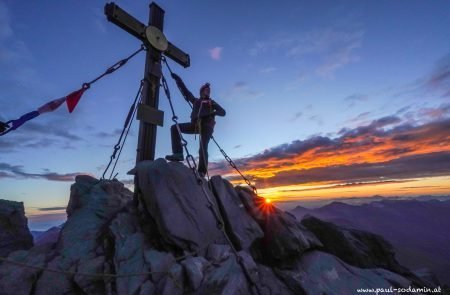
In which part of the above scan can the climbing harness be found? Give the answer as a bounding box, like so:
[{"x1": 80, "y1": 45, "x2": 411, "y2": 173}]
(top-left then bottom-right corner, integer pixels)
[
  {"x1": 160, "y1": 71, "x2": 262, "y2": 295},
  {"x1": 102, "y1": 80, "x2": 144, "y2": 180}
]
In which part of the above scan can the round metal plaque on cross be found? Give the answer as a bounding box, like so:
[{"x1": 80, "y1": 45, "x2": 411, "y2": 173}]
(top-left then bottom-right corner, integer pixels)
[{"x1": 145, "y1": 26, "x2": 168, "y2": 52}]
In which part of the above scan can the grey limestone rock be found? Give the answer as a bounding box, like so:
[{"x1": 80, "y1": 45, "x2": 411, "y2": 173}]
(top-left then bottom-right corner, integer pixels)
[
  {"x1": 0, "y1": 199, "x2": 33, "y2": 258},
  {"x1": 0, "y1": 159, "x2": 441, "y2": 295}
]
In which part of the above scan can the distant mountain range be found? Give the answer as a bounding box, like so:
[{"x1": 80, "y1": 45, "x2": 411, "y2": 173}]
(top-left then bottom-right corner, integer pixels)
[
  {"x1": 276, "y1": 194, "x2": 450, "y2": 210},
  {"x1": 290, "y1": 198, "x2": 450, "y2": 286},
  {"x1": 31, "y1": 224, "x2": 64, "y2": 246}
]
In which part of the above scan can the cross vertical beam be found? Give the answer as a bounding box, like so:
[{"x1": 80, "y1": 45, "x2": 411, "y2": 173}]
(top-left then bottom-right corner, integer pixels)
[
  {"x1": 136, "y1": 3, "x2": 164, "y2": 162},
  {"x1": 105, "y1": 2, "x2": 190, "y2": 165}
]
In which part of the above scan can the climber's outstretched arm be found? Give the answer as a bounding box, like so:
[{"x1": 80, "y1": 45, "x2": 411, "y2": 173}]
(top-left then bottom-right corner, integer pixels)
[{"x1": 171, "y1": 73, "x2": 196, "y2": 104}]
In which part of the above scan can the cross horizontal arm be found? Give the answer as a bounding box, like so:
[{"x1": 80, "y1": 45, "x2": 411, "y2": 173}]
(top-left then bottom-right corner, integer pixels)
[
  {"x1": 166, "y1": 42, "x2": 190, "y2": 68},
  {"x1": 105, "y1": 3, "x2": 146, "y2": 41},
  {"x1": 105, "y1": 2, "x2": 190, "y2": 68}
]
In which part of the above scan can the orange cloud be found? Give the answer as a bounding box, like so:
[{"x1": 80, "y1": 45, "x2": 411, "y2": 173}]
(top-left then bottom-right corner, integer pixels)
[{"x1": 210, "y1": 115, "x2": 450, "y2": 199}]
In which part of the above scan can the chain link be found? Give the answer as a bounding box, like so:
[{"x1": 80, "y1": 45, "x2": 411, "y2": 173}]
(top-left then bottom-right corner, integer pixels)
[
  {"x1": 213, "y1": 137, "x2": 258, "y2": 195},
  {"x1": 85, "y1": 45, "x2": 146, "y2": 88},
  {"x1": 102, "y1": 80, "x2": 144, "y2": 180}
]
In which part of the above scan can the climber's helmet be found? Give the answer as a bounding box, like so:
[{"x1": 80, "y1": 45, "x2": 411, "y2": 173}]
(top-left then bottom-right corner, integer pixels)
[{"x1": 200, "y1": 83, "x2": 210, "y2": 99}]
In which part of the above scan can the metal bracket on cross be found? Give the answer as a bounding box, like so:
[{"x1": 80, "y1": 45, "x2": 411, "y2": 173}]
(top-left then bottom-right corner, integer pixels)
[{"x1": 137, "y1": 104, "x2": 164, "y2": 126}]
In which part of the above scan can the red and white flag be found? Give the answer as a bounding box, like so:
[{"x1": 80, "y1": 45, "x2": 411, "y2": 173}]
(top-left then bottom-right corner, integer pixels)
[
  {"x1": 37, "y1": 97, "x2": 66, "y2": 114},
  {"x1": 65, "y1": 88, "x2": 86, "y2": 113}
]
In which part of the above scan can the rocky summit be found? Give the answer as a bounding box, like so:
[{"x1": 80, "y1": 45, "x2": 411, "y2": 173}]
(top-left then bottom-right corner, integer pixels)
[
  {"x1": 0, "y1": 159, "x2": 440, "y2": 294},
  {"x1": 0, "y1": 199, "x2": 33, "y2": 258}
]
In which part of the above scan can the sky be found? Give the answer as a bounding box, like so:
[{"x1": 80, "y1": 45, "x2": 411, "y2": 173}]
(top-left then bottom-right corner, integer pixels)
[{"x1": 0, "y1": 0, "x2": 449, "y2": 230}]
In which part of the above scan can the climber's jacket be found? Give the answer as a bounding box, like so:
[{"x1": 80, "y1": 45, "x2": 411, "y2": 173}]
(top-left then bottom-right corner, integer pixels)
[{"x1": 171, "y1": 74, "x2": 226, "y2": 127}]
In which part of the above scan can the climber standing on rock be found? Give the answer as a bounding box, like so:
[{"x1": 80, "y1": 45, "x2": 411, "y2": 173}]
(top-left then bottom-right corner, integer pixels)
[{"x1": 165, "y1": 73, "x2": 226, "y2": 177}]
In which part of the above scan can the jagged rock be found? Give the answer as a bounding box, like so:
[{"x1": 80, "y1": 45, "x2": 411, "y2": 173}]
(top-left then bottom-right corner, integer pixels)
[
  {"x1": 0, "y1": 249, "x2": 47, "y2": 295},
  {"x1": 300, "y1": 215, "x2": 422, "y2": 280},
  {"x1": 74, "y1": 255, "x2": 106, "y2": 294},
  {"x1": 206, "y1": 244, "x2": 232, "y2": 263},
  {"x1": 138, "y1": 280, "x2": 155, "y2": 295},
  {"x1": 144, "y1": 249, "x2": 176, "y2": 282},
  {"x1": 275, "y1": 251, "x2": 418, "y2": 295},
  {"x1": 36, "y1": 176, "x2": 133, "y2": 294},
  {"x1": 60, "y1": 175, "x2": 132, "y2": 259},
  {"x1": 181, "y1": 256, "x2": 210, "y2": 290},
  {"x1": 412, "y1": 268, "x2": 441, "y2": 289},
  {"x1": 0, "y1": 199, "x2": 33, "y2": 257},
  {"x1": 256, "y1": 264, "x2": 293, "y2": 295},
  {"x1": 156, "y1": 263, "x2": 184, "y2": 295},
  {"x1": 109, "y1": 209, "x2": 151, "y2": 295},
  {"x1": 210, "y1": 176, "x2": 264, "y2": 250},
  {"x1": 198, "y1": 252, "x2": 254, "y2": 295},
  {"x1": 33, "y1": 255, "x2": 76, "y2": 295},
  {"x1": 0, "y1": 176, "x2": 134, "y2": 295},
  {"x1": 32, "y1": 224, "x2": 62, "y2": 246},
  {"x1": 0, "y1": 159, "x2": 440, "y2": 294},
  {"x1": 236, "y1": 187, "x2": 322, "y2": 264},
  {"x1": 135, "y1": 159, "x2": 226, "y2": 254}
]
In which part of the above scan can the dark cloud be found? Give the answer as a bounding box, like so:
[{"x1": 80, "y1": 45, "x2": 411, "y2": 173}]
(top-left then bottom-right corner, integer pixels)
[
  {"x1": 344, "y1": 94, "x2": 368, "y2": 102},
  {"x1": 259, "y1": 151, "x2": 450, "y2": 188},
  {"x1": 425, "y1": 53, "x2": 450, "y2": 98},
  {"x1": 20, "y1": 121, "x2": 82, "y2": 141},
  {"x1": 0, "y1": 119, "x2": 84, "y2": 153},
  {"x1": 289, "y1": 111, "x2": 302, "y2": 122},
  {"x1": 0, "y1": 163, "x2": 90, "y2": 182},
  {"x1": 225, "y1": 81, "x2": 263, "y2": 100},
  {"x1": 210, "y1": 116, "x2": 450, "y2": 188},
  {"x1": 344, "y1": 93, "x2": 368, "y2": 108},
  {"x1": 309, "y1": 115, "x2": 323, "y2": 125},
  {"x1": 347, "y1": 111, "x2": 371, "y2": 124},
  {"x1": 0, "y1": 171, "x2": 10, "y2": 178},
  {"x1": 338, "y1": 116, "x2": 402, "y2": 140},
  {"x1": 279, "y1": 180, "x2": 411, "y2": 193},
  {"x1": 399, "y1": 186, "x2": 438, "y2": 190},
  {"x1": 233, "y1": 81, "x2": 247, "y2": 89},
  {"x1": 93, "y1": 128, "x2": 130, "y2": 139},
  {"x1": 418, "y1": 103, "x2": 450, "y2": 120},
  {"x1": 37, "y1": 207, "x2": 66, "y2": 211},
  {"x1": 396, "y1": 105, "x2": 412, "y2": 115}
]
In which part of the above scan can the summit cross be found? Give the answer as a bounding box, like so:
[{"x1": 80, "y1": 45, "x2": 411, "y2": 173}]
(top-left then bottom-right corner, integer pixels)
[{"x1": 104, "y1": 2, "x2": 190, "y2": 163}]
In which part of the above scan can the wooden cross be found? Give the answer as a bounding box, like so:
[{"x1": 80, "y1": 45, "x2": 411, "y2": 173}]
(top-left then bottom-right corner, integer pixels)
[{"x1": 104, "y1": 2, "x2": 190, "y2": 163}]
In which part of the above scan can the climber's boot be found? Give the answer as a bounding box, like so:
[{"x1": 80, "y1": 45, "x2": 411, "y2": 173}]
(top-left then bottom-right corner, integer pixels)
[{"x1": 165, "y1": 153, "x2": 184, "y2": 162}]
